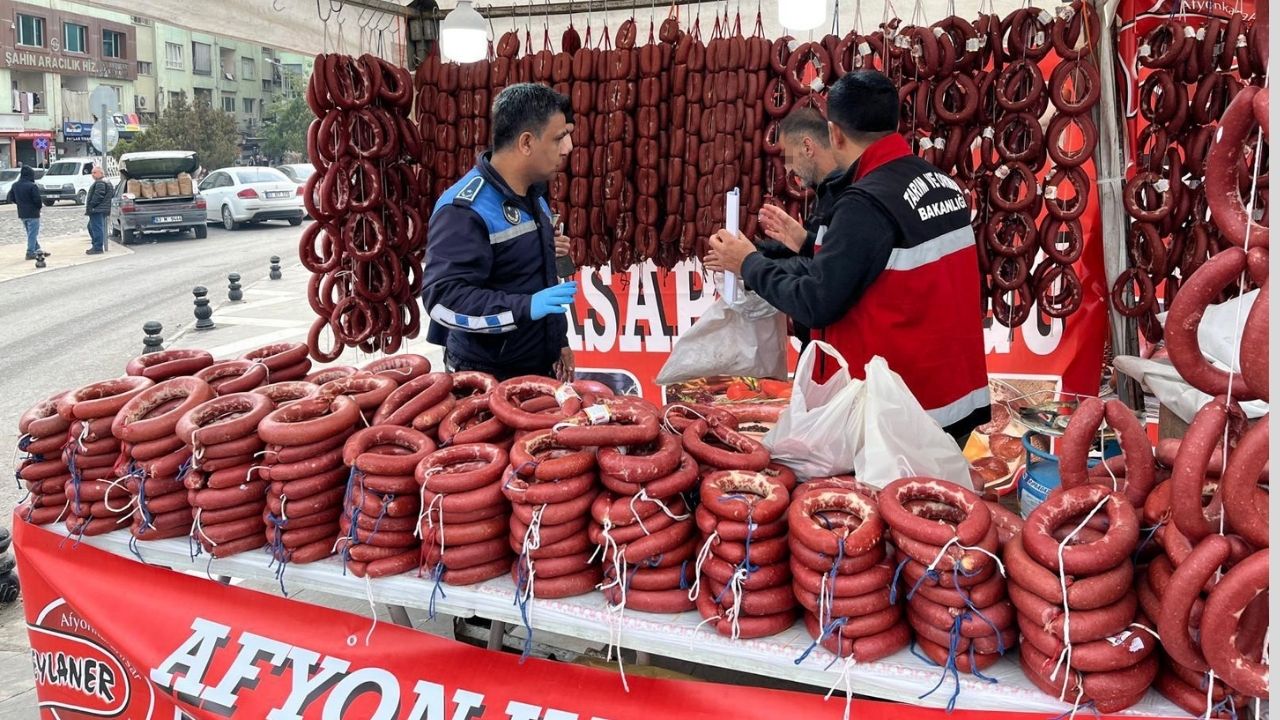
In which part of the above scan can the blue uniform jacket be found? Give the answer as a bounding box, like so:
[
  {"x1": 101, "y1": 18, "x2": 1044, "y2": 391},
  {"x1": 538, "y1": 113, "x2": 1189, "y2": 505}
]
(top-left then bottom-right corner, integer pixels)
[{"x1": 422, "y1": 154, "x2": 567, "y2": 370}]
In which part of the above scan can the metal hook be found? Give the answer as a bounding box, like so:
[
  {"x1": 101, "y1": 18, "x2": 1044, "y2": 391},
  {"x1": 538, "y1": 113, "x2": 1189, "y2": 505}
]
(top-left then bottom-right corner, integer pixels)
[{"x1": 315, "y1": 0, "x2": 333, "y2": 23}]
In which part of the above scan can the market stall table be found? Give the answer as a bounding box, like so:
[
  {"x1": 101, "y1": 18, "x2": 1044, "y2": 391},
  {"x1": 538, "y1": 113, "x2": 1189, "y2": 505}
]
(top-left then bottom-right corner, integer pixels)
[{"x1": 62, "y1": 525, "x2": 1189, "y2": 718}]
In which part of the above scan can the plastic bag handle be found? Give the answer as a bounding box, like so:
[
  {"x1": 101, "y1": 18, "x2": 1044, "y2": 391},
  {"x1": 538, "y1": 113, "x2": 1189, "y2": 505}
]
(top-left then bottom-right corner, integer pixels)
[{"x1": 795, "y1": 340, "x2": 851, "y2": 378}]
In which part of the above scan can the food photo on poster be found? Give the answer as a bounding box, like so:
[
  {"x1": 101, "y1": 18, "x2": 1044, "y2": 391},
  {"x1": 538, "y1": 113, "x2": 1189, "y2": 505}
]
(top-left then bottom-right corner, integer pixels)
[{"x1": 0, "y1": 0, "x2": 1269, "y2": 718}]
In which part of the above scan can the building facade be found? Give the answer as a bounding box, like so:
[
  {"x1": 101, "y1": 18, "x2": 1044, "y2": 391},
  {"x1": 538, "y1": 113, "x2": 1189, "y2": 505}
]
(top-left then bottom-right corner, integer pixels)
[{"x1": 0, "y1": 0, "x2": 320, "y2": 168}]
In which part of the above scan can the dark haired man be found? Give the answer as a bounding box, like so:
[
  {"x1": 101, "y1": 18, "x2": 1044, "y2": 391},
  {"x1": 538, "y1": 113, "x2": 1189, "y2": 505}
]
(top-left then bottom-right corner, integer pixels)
[
  {"x1": 756, "y1": 106, "x2": 848, "y2": 346},
  {"x1": 706, "y1": 70, "x2": 990, "y2": 443},
  {"x1": 423, "y1": 83, "x2": 577, "y2": 381}
]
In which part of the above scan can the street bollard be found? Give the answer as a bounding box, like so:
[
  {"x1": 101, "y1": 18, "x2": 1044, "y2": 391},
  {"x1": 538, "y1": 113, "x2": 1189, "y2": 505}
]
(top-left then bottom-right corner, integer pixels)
[
  {"x1": 269, "y1": 256, "x2": 282, "y2": 280},
  {"x1": 193, "y1": 286, "x2": 214, "y2": 330},
  {"x1": 142, "y1": 321, "x2": 164, "y2": 354},
  {"x1": 228, "y1": 273, "x2": 243, "y2": 302}
]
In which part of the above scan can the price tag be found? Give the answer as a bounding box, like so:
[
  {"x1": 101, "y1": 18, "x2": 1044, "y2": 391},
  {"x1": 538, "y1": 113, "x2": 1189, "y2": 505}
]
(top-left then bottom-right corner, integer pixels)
[
  {"x1": 1183, "y1": 26, "x2": 1197, "y2": 38},
  {"x1": 1038, "y1": 9, "x2": 1053, "y2": 24},
  {"x1": 810, "y1": 78, "x2": 825, "y2": 93},
  {"x1": 983, "y1": 126, "x2": 996, "y2": 139},
  {"x1": 933, "y1": 137, "x2": 946, "y2": 150},
  {"x1": 1196, "y1": 28, "x2": 1207, "y2": 41},
  {"x1": 1152, "y1": 84, "x2": 1163, "y2": 96},
  {"x1": 1044, "y1": 184, "x2": 1058, "y2": 199},
  {"x1": 1034, "y1": 30, "x2": 1046, "y2": 46},
  {"x1": 1237, "y1": 34, "x2": 1248, "y2": 48},
  {"x1": 1056, "y1": 6, "x2": 1075, "y2": 20},
  {"x1": 1186, "y1": 178, "x2": 1203, "y2": 189},
  {"x1": 584, "y1": 404, "x2": 613, "y2": 425},
  {"x1": 858, "y1": 41, "x2": 872, "y2": 55},
  {"x1": 911, "y1": 42, "x2": 923, "y2": 57},
  {"x1": 995, "y1": 165, "x2": 1011, "y2": 179},
  {"x1": 966, "y1": 37, "x2": 982, "y2": 52},
  {"x1": 919, "y1": 137, "x2": 934, "y2": 150},
  {"x1": 1138, "y1": 43, "x2": 1152, "y2": 57},
  {"x1": 1154, "y1": 178, "x2": 1170, "y2": 192},
  {"x1": 554, "y1": 384, "x2": 582, "y2": 405}
]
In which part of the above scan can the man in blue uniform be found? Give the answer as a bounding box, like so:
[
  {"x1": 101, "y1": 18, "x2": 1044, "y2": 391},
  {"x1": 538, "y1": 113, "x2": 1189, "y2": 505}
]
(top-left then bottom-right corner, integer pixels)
[{"x1": 423, "y1": 84, "x2": 577, "y2": 380}]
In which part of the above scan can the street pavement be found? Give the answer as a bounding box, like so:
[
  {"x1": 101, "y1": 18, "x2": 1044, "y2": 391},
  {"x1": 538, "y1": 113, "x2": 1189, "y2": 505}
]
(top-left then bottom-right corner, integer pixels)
[
  {"x1": 0, "y1": 216, "x2": 350, "y2": 715},
  {"x1": 0, "y1": 201, "x2": 100, "y2": 248}
]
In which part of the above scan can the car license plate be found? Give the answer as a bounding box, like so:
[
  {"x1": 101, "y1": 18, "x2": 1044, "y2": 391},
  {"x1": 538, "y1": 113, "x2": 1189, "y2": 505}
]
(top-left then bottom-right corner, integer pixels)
[
  {"x1": 266, "y1": 191, "x2": 290, "y2": 199},
  {"x1": 154, "y1": 216, "x2": 182, "y2": 223}
]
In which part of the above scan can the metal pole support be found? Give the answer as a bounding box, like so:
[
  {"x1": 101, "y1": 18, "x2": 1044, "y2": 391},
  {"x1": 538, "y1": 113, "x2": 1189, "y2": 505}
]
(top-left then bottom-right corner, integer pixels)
[
  {"x1": 142, "y1": 321, "x2": 164, "y2": 353},
  {"x1": 269, "y1": 255, "x2": 282, "y2": 280},
  {"x1": 227, "y1": 273, "x2": 243, "y2": 302},
  {"x1": 192, "y1": 286, "x2": 214, "y2": 330}
]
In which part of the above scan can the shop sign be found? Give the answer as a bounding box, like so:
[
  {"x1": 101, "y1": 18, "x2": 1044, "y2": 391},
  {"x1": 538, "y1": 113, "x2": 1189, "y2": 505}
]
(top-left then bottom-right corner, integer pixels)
[
  {"x1": 17, "y1": 131, "x2": 53, "y2": 140},
  {"x1": 2, "y1": 49, "x2": 132, "y2": 80},
  {"x1": 62, "y1": 121, "x2": 90, "y2": 139}
]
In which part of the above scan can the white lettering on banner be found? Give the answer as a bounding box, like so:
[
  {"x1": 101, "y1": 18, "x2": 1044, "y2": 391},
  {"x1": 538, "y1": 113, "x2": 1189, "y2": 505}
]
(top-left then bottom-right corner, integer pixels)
[
  {"x1": 983, "y1": 313, "x2": 1065, "y2": 355},
  {"x1": 505, "y1": 701, "x2": 611, "y2": 720},
  {"x1": 406, "y1": 682, "x2": 488, "y2": 720},
  {"x1": 321, "y1": 667, "x2": 401, "y2": 720},
  {"x1": 199, "y1": 631, "x2": 292, "y2": 713},
  {"x1": 149, "y1": 618, "x2": 231, "y2": 704},
  {"x1": 582, "y1": 268, "x2": 618, "y2": 352},
  {"x1": 264, "y1": 647, "x2": 349, "y2": 720},
  {"x1": 1021, "y1": 313, "x2": 1065, "y2": 355},
  {"x1": 619, "y1": 262, "x2": 672, "y2": 353}
]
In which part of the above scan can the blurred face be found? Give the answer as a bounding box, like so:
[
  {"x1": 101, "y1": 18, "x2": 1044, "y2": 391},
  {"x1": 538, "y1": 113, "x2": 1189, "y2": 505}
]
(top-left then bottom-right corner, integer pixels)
[
  {"x1": 522, "y1": 112, "x2": 572, "y2": 183},
  {"x1": 780, "y1": 132, "x2": 821, "y2": 189},
  {"x1": 91, "y1": 167, "x2": 103, "y2": 180}
]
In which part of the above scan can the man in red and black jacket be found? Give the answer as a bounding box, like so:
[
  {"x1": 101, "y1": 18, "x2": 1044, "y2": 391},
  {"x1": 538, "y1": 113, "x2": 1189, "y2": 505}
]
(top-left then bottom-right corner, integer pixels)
[{"x1": 706, "y1": 70, "x2": 990, "y2": 444}]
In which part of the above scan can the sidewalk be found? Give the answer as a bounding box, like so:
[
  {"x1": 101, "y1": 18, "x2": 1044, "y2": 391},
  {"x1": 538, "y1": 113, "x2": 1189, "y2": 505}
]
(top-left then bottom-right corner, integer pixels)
[
  {"x1": 165, "y1": 261, "x2": 445, "y2": 370},
  {"x1": 0, "y1": 235, "x2": 130, "y2": 284}
]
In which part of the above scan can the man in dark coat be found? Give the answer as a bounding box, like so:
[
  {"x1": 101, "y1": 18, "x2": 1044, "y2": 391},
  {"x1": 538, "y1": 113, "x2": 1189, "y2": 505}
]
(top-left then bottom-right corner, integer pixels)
[
  {"x1": 84, "y1": 166, "x2": 112, "y2": 255},
  {"x1": 7, "y1": 166, "x2": 46, "y2": 259}
]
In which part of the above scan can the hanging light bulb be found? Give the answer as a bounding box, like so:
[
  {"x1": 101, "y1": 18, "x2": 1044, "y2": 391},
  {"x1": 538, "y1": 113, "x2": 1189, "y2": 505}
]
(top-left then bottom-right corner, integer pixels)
[
  {"x1": 778, "y1": 0, "x2": 828, "y2": 31},
  {"x1": 440, "y1": 0, "x2": 488, "y2": 64}
]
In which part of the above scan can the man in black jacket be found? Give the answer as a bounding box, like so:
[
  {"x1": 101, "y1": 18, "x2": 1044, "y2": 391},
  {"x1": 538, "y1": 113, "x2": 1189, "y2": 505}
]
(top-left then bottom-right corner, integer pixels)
[
  {"x1": 84, "y1": 166, "x2": 112, "y2": 255},
  {"x1": 7, "y1": 166, "x2": 46, "y2": 259},
  {"x1": 755, "y1": 107, "x2": 848, "y2": 346}
]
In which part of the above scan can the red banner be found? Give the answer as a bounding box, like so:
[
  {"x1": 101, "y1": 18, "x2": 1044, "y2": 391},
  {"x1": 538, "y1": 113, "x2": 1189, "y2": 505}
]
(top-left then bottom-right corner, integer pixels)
[
  {"x1": 567, "y1": 254, "x2": 1109, "y2": 401},
  {"x1": 12, "y1": 518, "x2": 1117, "y2": 720}
]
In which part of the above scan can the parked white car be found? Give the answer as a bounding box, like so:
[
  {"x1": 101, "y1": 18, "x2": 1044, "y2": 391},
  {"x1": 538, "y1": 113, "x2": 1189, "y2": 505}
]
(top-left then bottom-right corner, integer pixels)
[
  {"x1": 37, "y1": 157, "x2": 118, "y2": 205},
  {"x1": 0, "y1": 166, "x2": 43, "y2": 202},
  {"x1": 274, "y1": 163, "x2": 315, "y2": 184},
  {"x1": 199, "y1": 166, "x2": 304, "y2": 231}
]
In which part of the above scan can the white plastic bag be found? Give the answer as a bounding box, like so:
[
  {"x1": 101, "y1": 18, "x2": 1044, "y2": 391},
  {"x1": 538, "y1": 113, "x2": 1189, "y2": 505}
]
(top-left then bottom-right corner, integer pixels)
[
  {"x1": 855, "y1": 357, "x2": 975, "y2": 490},
  {"x1": 763, "y1": 342, "x2": 865, "y2": 478},
  {"x1": 655, "y1": 290, "x2": 788, "y2": 385}
]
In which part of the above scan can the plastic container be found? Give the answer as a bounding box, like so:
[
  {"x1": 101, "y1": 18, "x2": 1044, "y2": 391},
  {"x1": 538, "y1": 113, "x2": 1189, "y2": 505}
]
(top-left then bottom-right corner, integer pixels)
[{"x1": 1019, "y1": 432, "x2": 1121, "y2": 518}]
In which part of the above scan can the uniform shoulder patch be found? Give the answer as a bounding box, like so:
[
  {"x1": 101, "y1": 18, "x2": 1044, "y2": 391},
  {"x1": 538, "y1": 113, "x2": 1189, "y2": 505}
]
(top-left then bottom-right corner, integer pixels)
[
  {"x1": 502, "y1": 202, "x2": 522, "y2": 225},
  {"x1": 455, "y1": 175, "x2": 485, "y2": 205}
]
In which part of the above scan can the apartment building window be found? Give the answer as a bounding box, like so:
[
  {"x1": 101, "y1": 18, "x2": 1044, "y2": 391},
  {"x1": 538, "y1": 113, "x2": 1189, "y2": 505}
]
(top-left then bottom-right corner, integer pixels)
[
  {"x1": 165, "y1": 42, "x2": 183, "y2": 69},
  {"x1": 137, "y1": 61, "x2": 152, "y2": 75},
  {"x1": 242, "y1": 97, "x2": 255, "y2": 114},
  {"x1": 192, "y1": 42, "x2": 212, "y2": 75},
  {"x1": 17, "y1": 14, "x2": 45, "y2": 47},
  {"x1": 168, "y1": 90, "x2": 182, "y2": 107},
  {"x1": 63, "y1": 23, "x2": 87, "y2": 53},
  {"x1": 221, "y1": 94, "x2": 236, "y2": 113},
  {"x1": 102, "y1": 30, "x2": 125, "y2": 59},
  {"x1": 241, "y1": 57, "x2": 255, "y2": 80}
]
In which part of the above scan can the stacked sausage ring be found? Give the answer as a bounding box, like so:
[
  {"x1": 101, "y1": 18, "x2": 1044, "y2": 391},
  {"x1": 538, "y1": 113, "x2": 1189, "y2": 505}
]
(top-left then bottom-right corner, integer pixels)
[
  {"x1": 561, "y1": 398, "x2": 698, "y2": 614},
  {"x1": 126, "y1": 349, "x2": 214, "y2": 383},
  {"x1": 112, "y1": 377, "x2": 214, "y2": 541},
  {"x1": 692, "y1": 469, "x2": 795, "y2": 639},
  {"x1": 1056, "y1": 398, "x2": 1158, "y2": 510},
  {"x1": 373, "y1": 371, "x2": 456, "y2": 438},
  {"x1": 337, "y1": 426, "x2": 434, "y2": 578},
  {"x1": 502, "y1": 427, "x2": 602, "y2": 599},
  {"x1": 257, "y1": 395, "x2": 361, "y2": 564},
  {"x1": 879, "y1": 477, "x2": 1013, "y2": 674},
  {"x1": 178, "y1": 392, "x2": 276, "y2": 558},
  {"x1": 16, "y1": 391, "x2": 74, "y2": 525},
  {"x1": 57, "y1": 376, "x2": 154, "y2": 537},
  {"x1": 241, "y1": 342, "x2": 312, "y2": 383},
  {"x1": 789, "y1": 483, "x2": 910, "y2": 661},
  {"x1": 416, "y1": 442, "x2": 513, "y2": 586},
  {"x1": 1008, "y1": 484, "x2": 1154, "y2": 713}
]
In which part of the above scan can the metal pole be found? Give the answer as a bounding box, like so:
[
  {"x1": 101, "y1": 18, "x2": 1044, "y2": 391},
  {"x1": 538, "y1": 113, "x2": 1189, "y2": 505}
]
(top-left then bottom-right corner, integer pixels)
[
  {"x1": 100, "y1": 103, "x2": 109, "y2": 254},
  {"x1": 1092, "y1": 0, "x2": 1140, "y2": 408}
]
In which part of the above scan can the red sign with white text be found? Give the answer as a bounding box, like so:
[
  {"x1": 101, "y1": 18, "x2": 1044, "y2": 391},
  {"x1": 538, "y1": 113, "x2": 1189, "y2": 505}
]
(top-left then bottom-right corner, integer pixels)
[{"x1": 12, "y1": 517, "x2": 1142, "y2": 720}]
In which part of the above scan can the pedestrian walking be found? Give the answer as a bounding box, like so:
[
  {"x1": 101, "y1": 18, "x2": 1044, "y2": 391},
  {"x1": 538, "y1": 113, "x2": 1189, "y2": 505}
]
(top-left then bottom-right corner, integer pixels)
[
  {"x1": 7, "y1": 166, "x2": 47, "y2": 260},
  {"x1": 84, "y1": 166, "x2": 112, "y2": 255}
]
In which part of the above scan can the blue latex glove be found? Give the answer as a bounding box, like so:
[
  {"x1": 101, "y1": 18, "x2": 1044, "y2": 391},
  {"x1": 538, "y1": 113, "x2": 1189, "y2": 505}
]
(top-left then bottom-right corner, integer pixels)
[{"x1": 530, "y1": 282, "x2": 577, "y2": 320}]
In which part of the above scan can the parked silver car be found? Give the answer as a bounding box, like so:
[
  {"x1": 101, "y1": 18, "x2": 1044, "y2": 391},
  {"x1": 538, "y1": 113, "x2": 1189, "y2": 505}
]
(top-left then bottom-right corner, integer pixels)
[{"x1": 110, "y1": 151, "x2": 208, "y2": 243}]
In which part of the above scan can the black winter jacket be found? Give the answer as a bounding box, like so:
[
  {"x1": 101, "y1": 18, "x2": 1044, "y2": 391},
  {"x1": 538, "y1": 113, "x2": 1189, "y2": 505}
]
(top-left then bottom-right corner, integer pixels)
[{"x1": 7, "y1": 166, "x2": 41, "y2": 219}]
